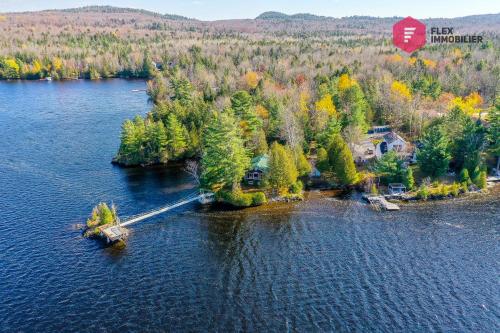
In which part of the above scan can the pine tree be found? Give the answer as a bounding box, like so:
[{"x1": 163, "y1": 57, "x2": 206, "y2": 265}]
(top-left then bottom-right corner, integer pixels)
[
  {"x1": 327, "y1": 134, "x2": 358, "y2": 185},
  {"x1": 201, "y1": 112, "x2": 250, "y2": 192},
  {"x1": 474, "y1": 170, "x2": 487, "y2": 189},
  {"x1": 231, "y1": 90, "x2": 261, "y2": 136},
  {"x1": 453, "y1": 119, "x2": 486, "y2": 174},
  {"x1": 417, "y1": 125, "x2": 451, "y2": 178},
  {"x1": 459, "y1": 168, "x2": 472, "y2": 185},
  {"x1": 403, "y1": 167, "x2": 414, "y2": 190},
  {"x1": 117, "y1": 119, "x2": 137, "y2": 165},
  {"x1": 268, "y1": 142, "x2": 298, "y2": 194},
  {"x1": 372, "y1": 151, "x2": 406, "y2": 185},
  {"x1": 488, "y1": 98, "x2": 500, "y2": 173},
  {"x1": 145, "y1": 120, "x2": 168, "y2": 163},
  {"x1": 338, "y1": 81, "x2": 369, "y2": 132},
  {"x1": 141, "y1": 50, "x2": 155, "y2": 78},
  {"x1": 317, "y1": 117, "x2": 341, "y2": 148},
  {"x1": 165, "y1": 113, "x2": 188, "y2": 159},
  {"x1": 171, "y1": 75, "x2": 193, "y2": 106},
  {"x1": 316, "y1": 147, "x2": 329, "y2": 172},
  {"x1": 293, "y1": 146, "x2": 312, "y2": 177},
  {"x1": 98, "y1": 203, "x2": 114, "y2": 225},
  {"x1": 116, "y1": 116, "x2": 146, "y2": 165}
]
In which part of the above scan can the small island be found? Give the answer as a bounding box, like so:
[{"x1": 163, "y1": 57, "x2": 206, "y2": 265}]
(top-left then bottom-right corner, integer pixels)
[{"x1": 83, "y1": 202, "x2": 127, "y2": 248}]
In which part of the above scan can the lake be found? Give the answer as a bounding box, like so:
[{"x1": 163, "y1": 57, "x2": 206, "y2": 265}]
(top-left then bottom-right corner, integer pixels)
[{"x1": 0, "y1": 80, "x2": 498, "y2": 332}]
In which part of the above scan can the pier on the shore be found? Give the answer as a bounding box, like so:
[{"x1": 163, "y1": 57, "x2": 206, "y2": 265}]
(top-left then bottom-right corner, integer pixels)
[{"x1": 363, "y1": 195, "x2": 400, "y2": 211}]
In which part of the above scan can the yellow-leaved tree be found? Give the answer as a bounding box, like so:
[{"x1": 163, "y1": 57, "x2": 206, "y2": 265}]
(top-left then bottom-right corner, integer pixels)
[
  {"x1": 244, "y1": 71, "x2": 259, "y2": 90},
  {"x1": 338, "y1": 73, "x2": 357, "y2": 91},
  {"x1": 32, "y1": 60, "x2": 43, "y2": 75},
  {"x1": 52, "y1": 57, "x2": 63, "y2": 72},
  {"x1": 422, "y1": 58, "x2": 437, "y2": 69},
  {"x1": 315, "y1": 93, "x2": 336, "y2": 117},
  {"x1": 299, "y1": 90, "x2": 310, "y2": 113},
  {"x1": 255, "y1": 105, "x2": 269, "y2": 119},
  {"x1": 5, "y1": 58, "x2": 19, "y2": 72},
  {"x1": 386, "y1": 54, "x2": 403, "y2": 63},
  {"x1": 449, "y1": 92, "x2": 483, "y2": 115},
  {"x1": 391, "y1": 81, "x2": 412, "y2": 102}
]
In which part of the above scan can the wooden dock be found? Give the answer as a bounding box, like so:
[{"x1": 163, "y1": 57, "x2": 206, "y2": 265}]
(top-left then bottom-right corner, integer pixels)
[
  {"x1": 363, "y1": 195, "x2": 400, "y2": 211},
  {"x1": 100, "y1": 225, "x2": 129, "y2": 243}
]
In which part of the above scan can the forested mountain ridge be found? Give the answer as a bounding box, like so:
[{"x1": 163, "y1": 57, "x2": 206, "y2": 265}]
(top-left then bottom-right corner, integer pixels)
[
  {"x1": 255, "y1": 11, "x2": 329, "y2": 21},
  {"x1": 2, "y1": 6, "x2": 499, "y2": 34},
  {"x1": 59, "y1": 5, "x2": 191, "y2": 20}
]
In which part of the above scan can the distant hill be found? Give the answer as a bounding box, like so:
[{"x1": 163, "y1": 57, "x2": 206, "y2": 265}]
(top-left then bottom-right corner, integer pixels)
[
  {"x1": 256, "y1": 11, "x2": 329, "y2": 21},
  {"x1": 59, "y1": 5, "x2": 190, "y2": 21},
  {"x1": 2, "y1": 6, "x2": 498, "y2": 35}
]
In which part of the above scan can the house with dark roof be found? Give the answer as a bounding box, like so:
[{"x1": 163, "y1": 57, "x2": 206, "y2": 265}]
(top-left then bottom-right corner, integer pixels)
[
  {"x1": 244, "y1": 154, "x2": 269, "y2": 185},
  {"x1": 375, "y1": 132, "x2": 407, "y2": 158},
  {"x1": 352, "y1": 126, "x2": 410, "y2": 163}
]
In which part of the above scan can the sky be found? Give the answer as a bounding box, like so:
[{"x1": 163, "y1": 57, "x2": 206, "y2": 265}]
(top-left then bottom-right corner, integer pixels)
[{"x1": 1, "y1": 0, "x2": 499, "y2": 20}]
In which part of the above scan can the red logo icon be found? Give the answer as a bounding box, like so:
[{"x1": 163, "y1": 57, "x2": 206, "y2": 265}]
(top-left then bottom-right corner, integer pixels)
[{"x1": 393, "y1": 17, "x2": 426, "y2": 53}]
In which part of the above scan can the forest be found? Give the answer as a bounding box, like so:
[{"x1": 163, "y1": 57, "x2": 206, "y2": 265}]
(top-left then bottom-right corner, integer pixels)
[{"x1": 1, "y1": 6, "x2": 499, "y2": 205}]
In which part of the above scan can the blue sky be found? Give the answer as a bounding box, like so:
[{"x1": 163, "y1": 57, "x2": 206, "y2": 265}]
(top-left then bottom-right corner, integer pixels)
[{"x1": 2, "y1": 0, "x2": 499, "y2": 20}]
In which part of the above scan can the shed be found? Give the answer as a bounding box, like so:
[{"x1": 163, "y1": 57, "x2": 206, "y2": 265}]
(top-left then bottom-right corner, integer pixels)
[{"x1": 388, "y1": 183, "x2": 406, "y2": 195}]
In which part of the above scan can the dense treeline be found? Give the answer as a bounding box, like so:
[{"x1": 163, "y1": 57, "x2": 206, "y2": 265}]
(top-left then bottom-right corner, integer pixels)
[
  {"x1": 1, "y1": 8, "x2": 499, "y2": 107},
  {"x1": 0, "y1": 49, "x2": 156, "y2": 80},
  {"x1": 2, "y1": 7, "x2": 499, "y2": 201}
]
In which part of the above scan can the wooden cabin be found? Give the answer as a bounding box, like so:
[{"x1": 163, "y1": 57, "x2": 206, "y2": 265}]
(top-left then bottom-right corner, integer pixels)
[{"x1": 244, "y1": 154, "x2": 269, "y2": 185}]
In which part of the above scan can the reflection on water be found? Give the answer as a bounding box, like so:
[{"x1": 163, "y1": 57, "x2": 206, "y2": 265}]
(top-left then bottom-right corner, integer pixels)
[{"x1": 0, "y1": 80, "x2": 499, "y2": 332}]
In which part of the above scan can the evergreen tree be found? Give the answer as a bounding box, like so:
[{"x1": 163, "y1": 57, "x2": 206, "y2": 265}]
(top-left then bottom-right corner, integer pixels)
[
  {"x1": 265, "y1": 97, "x2": 284, "y2": 140},
  {"x1": 117, "y1": 119, "x2": 138, "y2": 165},
  {"x1": 268, "y1": 142, "x2": 298, "y2": 194},
  {"x1": 328, "y1": 134, "x2": 358, "y2": 185},
  {"x1": 474, "y1": 170, "x2": 487, "y2": 189},
  {"x1": 98, "y1": 203, "x2": 114, "y2": 225},
  {"x1": 338, "y1": 83, "x2": 369, "y2": 132},
  {"x1": 145, "y1": 120, "x2": 168, "y2": 163},
  {"x1": 201, "y1": 112, "x2": 250, "y2": 192},
  {"x1": 141, "y1": 50, "x2": 155, "y2": 78},
  {"x1": 231, "y1": 90, "x2": 261, "y2": 135},
  {"x1": 116, "y1": 116, "x2": 146, "y2": 165},
  {"x1": 454, "y1": 119, "x2": 486, "y2": 174},
  {"x1": 459, "y1": 168, "x2": 472, "y2": 185},
  {"x1": 171, "y1": 75, "x2": 193, "y2": 106},
  {"x1": 403, "y1": 167, "x2": 414, "y2": 190},
  {"x1": 372, "y1": 151, "x2": 406, "y2": 185},
  {"x1": 165, "y1": 113, "x2": 188, "y2": 159},
  {"x1": 317, "y1": 117, "x2": 341, "y2": 148},
  {"x1": 488, "y1": 98, "x2": 500, "y2": 173},
  {"x1": 316, "y1": 147, "x2": 329, "y2": 172},
  {"x1": 293, "y1": 147, "x2": 312, "y2": 177},
  {"x1": 147, "y1": 74, "x2": 167, "y2": 104},
  {"x1": 417, "y1": 125, "x2": 451, "y2": 178}
]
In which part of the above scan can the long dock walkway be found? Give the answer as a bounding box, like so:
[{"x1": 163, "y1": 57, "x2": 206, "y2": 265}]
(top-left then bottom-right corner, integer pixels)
[
  {"x1": 100, "y1": 191, "x2": 214, "y2": 242},
  {"x1": 120, "y1": 192, "x2": 213, "y2": 227}
]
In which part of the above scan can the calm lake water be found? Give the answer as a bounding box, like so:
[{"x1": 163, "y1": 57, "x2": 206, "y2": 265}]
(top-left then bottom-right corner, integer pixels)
[{"x1": 0, "y1": 80, "x2": 498, "y2": 332}]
